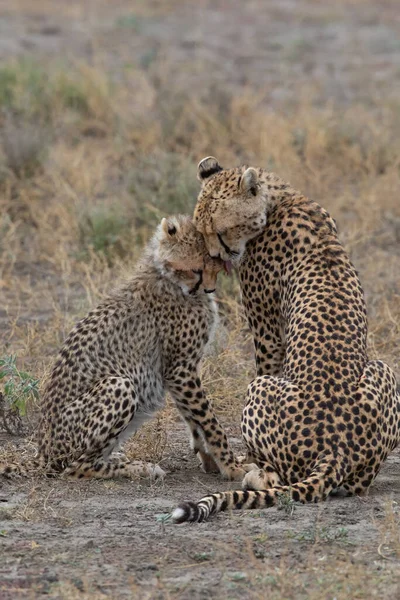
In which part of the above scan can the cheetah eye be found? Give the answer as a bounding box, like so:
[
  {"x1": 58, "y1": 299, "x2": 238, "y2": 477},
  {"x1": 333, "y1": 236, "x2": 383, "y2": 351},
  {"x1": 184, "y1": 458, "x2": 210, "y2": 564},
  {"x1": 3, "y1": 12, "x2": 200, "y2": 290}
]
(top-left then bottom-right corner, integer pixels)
[{"x1": 192, "y1": 269, "x2": 202, "y2": 275}]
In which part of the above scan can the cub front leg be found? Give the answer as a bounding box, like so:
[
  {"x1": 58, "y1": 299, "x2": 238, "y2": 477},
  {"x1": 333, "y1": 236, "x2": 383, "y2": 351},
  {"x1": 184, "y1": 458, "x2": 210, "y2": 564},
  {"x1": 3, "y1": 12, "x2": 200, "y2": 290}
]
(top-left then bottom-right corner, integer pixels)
[
  {"x1": 175, "y1": 404, "x2": 219, "y2": 473},
  {"x1": 166, "y1": 366, "x2": 245, "y2": 481}
]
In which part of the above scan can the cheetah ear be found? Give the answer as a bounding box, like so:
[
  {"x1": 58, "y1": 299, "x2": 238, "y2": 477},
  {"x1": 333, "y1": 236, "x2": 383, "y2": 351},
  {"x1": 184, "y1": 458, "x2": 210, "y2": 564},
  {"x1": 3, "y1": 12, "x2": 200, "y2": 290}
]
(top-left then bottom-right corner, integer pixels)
[
  {"x1": 241, "y1": 167, "x2": 259, "y2": 197},
  {"x1": 197, "y1": 156, "x2": 223, "y2": 182},
  {"x1": 161, "y1": 217, "x2": 180, "y2": 237}
]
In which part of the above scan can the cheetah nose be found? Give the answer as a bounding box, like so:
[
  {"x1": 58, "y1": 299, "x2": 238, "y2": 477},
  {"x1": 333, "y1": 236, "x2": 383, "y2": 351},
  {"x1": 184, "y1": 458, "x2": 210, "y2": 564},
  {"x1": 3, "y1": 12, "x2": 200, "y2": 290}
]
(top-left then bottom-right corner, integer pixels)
[{"x1": 209, "y1": 252, "x2": 220, "y2": 259}]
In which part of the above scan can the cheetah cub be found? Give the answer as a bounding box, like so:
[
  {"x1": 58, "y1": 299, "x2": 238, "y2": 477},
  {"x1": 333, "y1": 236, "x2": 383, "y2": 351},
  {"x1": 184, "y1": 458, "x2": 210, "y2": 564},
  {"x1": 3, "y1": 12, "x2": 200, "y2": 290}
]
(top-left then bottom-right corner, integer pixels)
[{"x1": 2, "y1": 215, "x2": 247, "y2": 482}]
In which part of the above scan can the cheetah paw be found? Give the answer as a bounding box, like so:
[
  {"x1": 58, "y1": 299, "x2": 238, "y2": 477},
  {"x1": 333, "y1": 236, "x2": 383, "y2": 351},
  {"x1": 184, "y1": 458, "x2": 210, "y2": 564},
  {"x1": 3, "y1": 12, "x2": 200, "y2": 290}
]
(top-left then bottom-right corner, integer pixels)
[{"x1": 198, "y1": 452, "x2": 219, "y2": 474}]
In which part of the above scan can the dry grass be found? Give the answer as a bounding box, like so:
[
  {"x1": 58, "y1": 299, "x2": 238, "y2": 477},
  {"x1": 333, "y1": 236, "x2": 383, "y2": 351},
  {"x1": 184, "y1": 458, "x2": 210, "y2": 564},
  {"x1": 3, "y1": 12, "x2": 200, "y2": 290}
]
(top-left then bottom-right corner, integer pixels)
[{"x1": 1, "y1": 57, "x2": 399, "y2": 412}]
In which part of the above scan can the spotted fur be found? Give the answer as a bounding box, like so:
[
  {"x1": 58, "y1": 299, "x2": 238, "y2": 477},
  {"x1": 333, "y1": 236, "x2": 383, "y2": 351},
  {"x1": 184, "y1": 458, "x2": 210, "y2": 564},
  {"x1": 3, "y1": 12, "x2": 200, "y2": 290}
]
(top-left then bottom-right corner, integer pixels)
[
  {"x1": 172, "y1": 160, "x2": 400, "y2": 522},
  {"x1": 1, "y1": 215, "x2": 247, "y2": 482}
]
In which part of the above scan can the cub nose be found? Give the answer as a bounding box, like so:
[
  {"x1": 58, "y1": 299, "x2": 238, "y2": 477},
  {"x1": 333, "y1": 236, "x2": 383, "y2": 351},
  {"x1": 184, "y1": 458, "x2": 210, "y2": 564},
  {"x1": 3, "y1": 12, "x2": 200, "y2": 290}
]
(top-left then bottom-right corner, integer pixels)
[{"x1": 209, "y1": 251, "x2": 220, "y2": 259}]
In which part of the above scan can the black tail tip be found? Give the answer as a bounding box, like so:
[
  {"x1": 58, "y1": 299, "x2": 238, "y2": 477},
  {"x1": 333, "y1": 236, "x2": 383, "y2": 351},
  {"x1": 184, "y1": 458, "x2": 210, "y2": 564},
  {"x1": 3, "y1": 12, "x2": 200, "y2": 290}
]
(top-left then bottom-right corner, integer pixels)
[{"x1": 171, "y1": 502, "x2": 200, "y2": 524}]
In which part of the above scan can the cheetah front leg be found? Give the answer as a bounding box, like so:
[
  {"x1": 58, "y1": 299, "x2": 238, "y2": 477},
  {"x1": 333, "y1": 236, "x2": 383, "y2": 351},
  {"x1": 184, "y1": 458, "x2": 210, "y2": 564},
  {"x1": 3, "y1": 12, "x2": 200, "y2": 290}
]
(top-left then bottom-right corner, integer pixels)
[
  {"x1": 166, "y1": 366, "x2": 247, "y2": 481},
  {"x1": 175, "y1": 405, "x2": 219, "y2": 473}
]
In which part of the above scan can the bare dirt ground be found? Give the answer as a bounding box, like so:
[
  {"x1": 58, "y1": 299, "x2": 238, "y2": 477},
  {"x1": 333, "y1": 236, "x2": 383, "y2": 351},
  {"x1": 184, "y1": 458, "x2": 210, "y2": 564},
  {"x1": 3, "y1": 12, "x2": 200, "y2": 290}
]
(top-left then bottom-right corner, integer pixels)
[
  {"x1": 1, "y1": 1, "x2": 400, "y2": 598},
  {"x1": 1, "y1": 440, "x2": 399, "y2": 599}
]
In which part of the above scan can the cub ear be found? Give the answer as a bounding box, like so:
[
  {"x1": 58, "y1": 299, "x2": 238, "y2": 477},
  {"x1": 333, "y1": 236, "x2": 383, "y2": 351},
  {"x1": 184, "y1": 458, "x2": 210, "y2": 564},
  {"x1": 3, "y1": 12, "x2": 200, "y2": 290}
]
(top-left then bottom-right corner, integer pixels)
[
  {"x1": 161, "y1": 217, "x2": 180, "y2": 237},
  {"x1": 240, "y1": 167, "x2": 259, "y2": 197},
  {"x1": 197, "y1": 156, "x2": 223, "y2": 182}
]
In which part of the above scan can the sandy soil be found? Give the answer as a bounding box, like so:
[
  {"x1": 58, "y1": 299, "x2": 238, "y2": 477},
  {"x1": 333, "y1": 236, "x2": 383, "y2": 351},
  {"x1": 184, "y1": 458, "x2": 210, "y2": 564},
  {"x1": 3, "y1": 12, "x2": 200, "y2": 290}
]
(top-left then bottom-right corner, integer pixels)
[{"x1": 1, "y1": 426, "x2": 399, "y2": 599}]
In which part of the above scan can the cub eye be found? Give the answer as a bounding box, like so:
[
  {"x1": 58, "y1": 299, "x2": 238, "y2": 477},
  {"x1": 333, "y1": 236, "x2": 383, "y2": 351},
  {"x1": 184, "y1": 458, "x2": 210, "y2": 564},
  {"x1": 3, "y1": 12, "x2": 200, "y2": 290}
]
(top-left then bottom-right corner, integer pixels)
[{"x1": 192, "y1": 269, "x2": 202, "y2": 275}]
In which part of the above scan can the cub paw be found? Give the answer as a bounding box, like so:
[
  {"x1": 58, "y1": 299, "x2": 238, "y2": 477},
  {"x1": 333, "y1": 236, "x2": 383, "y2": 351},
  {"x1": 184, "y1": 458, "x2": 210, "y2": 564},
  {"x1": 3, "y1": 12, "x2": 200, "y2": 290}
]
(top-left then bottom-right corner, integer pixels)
[
  {"x1": 242, "y1": 469, "x2": 266, "y2": 491},
  {"x1": 236, "y1": 454, "x2": 258, "y2": 466},
  {"x1": 242, "y1": 462, "x2": 259, "y2": 473},
  {"x1": 223, "y1": 460, "x2": 259, "y2": 481}
]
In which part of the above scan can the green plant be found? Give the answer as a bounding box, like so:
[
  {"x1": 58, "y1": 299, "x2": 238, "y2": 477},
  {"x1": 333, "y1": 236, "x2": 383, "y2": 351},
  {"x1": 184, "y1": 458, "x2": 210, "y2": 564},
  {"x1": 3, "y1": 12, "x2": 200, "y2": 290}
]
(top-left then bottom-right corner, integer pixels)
[
  {"x1": 294, "y1": 525, "x2": 349, "y2": 544},
  {"x1": 0, "y1": 59, "x2": 109, "y2": 125},
  {"x1": 276, "y1": 490, "x2": 297, "y2": 517},
  {"x1": 155, "y1": 513, "x2": 171, "y2": 534},
  {"x1": 0, "y1": 59, "x2": 52, "y2": 118},
  {"x1": 0, "y1": 116, "x2": 49, "y2": 177},
  {"x1": 0, "y1": 66, "x2": 17, "y2": 107},
  {"x1": 77, "y1": 206, "x2": 132, "y2": 263},
  {"x1": 0, "y1": 355, "x2": 39, "y2": 434},
  {"x1": 116, "y1": 14, "x2": 142, "y2": 31},
  {"x1": 54, "y1": 76, "x2": 89, "y2": 114},
  {"x1": 191, "y1": 551, "x2": 215, "y2": 562},
  {"x1": 229, "y1": 572, "x2": 248, "y2": 582}
]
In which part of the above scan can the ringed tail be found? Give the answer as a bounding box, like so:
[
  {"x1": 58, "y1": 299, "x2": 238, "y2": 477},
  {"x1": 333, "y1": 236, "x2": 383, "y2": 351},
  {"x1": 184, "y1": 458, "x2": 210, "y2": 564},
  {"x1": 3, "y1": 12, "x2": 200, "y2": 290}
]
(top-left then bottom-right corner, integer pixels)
[
  {"x1": 172, "y1": 489, "x2": 277, "y2": 523},
  {"x1": 172, "y1": 457, "x2": 341, "y2": 523}
]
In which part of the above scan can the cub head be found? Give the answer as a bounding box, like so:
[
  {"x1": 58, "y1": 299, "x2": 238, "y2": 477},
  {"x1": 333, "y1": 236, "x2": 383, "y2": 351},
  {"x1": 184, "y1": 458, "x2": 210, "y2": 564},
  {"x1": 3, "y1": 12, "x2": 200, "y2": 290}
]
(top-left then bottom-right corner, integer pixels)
[
  {"x1": 155, "y1": 214, "x2": 223, "y2": 294},
  {"x1": 193, "y1": 156, "x2": 268, "y2": 262}
]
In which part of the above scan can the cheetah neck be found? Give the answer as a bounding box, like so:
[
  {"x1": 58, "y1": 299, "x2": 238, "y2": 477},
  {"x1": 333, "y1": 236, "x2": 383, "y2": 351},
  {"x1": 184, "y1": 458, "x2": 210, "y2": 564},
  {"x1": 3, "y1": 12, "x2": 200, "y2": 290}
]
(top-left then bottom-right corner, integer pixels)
[
  {"x1": 234, "y1": 170, "x2": 303, "y2": 264},
  {"x1": 136, "y1": 247, "x2": 203, "y2": 298}
]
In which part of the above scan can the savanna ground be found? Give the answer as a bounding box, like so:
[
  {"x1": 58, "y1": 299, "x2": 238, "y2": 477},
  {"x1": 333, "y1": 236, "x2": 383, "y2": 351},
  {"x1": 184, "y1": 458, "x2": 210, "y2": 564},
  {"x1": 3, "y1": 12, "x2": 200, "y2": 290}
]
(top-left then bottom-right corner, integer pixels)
[{"x1": 0, "y1": 0, "x2": 400, "y2": 598}]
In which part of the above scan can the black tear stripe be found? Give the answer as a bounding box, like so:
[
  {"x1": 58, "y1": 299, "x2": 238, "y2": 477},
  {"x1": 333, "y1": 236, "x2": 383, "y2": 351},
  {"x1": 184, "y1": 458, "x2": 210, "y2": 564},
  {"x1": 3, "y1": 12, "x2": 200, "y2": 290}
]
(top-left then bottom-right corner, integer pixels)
[
  {"x1": 189, "y1": 271, "x2": 203, "y2": 295},
  {"x1": 217, "y1": 233, "x2": 239, "y2": 257},
  {"x1": 200, "y1": 165, "x2": 223, "y2": 179}
]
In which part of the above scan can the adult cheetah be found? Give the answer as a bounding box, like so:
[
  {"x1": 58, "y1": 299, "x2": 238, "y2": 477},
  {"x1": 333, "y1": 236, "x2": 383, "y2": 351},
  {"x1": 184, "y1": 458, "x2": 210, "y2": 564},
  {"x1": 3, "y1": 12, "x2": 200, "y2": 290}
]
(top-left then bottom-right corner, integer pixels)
[
  {"x1": 2, "y1": 215, "x2": 248, "y2": 482},
  {"x1": 172, "y1": 158, "x2": 400, "y2": 523}
]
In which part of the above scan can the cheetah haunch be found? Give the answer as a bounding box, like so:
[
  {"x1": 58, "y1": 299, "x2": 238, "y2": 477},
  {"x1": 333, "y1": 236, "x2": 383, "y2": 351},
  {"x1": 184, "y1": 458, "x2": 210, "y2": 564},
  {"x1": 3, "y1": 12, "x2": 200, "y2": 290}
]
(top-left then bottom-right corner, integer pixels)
[
  {"x1": 172, "y1": 158, "x2": 400, "y2": 523},
  {"x1": 2, "y1": 215, "x2": 247, "y2": 481}
]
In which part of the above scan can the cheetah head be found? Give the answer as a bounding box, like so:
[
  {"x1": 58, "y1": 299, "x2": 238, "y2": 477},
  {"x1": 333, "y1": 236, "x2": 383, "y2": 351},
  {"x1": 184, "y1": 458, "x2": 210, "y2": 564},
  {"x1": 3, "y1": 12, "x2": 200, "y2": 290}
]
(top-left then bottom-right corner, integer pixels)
[
  {"x1": 154, "y1": 214, "x2": 223, "y2": 294},
  {"x1": 194, "y1": 157, "x2": 269, "y2": 263}
]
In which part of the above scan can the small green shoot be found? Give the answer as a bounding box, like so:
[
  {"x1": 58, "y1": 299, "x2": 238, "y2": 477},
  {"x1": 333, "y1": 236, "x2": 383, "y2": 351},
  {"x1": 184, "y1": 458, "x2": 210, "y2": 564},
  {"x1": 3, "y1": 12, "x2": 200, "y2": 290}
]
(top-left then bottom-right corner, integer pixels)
[
  {"x1": 295, "y1": 525, "x2": 349, "y2": 543},
  {"x1": 191, "y1": 551, "x2": 215, "y2": 562},
  {"x1": 155, "y1": 513, "x2": 172, "y2": 523},
  {"x1": 277, "y1": 490, "x2": 297, "y2": 517},
  {"x1": 0, "y1": 355, "x2": 39, "y2": 434},
  {"x1": 116, "y1": 14, "x2": 142, "y2": 31},
  {"x1": 156, "y1": 512, "x2": 171, "y2": 534},
  {"x1": 229, "y1": 572, "x2": 248, "y2": 581}
]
